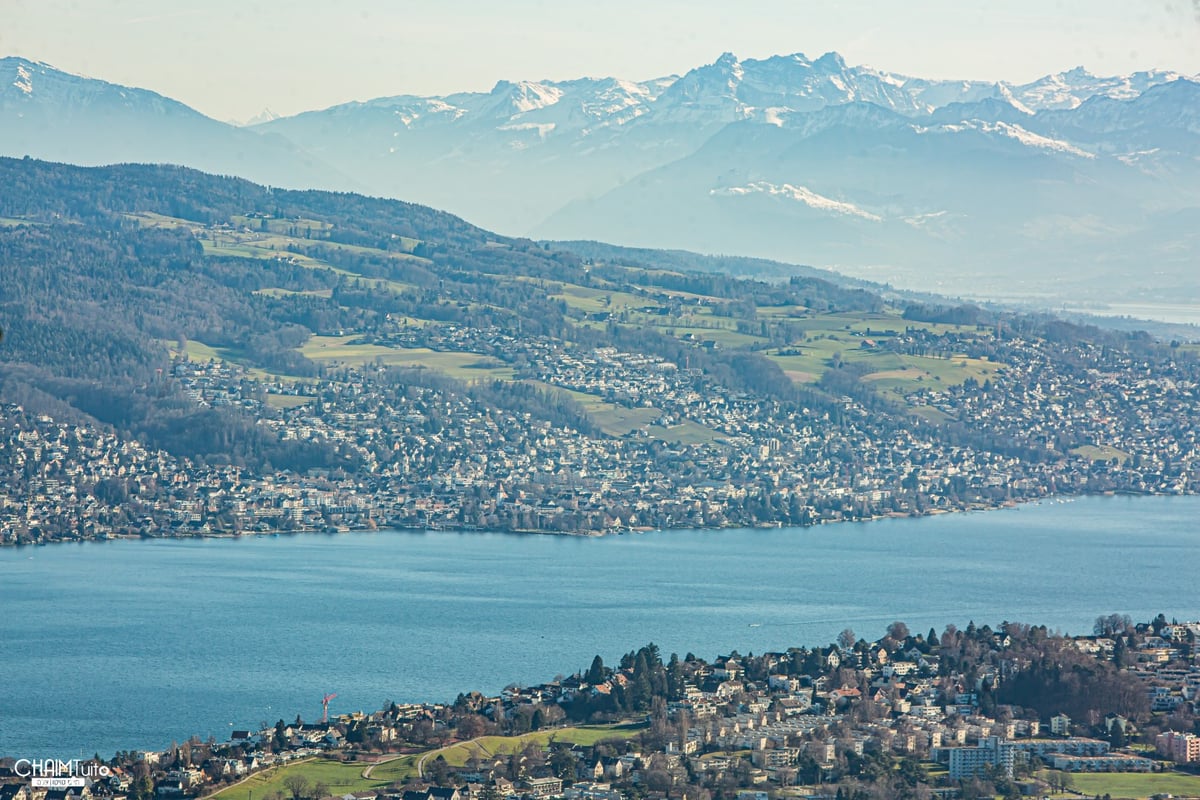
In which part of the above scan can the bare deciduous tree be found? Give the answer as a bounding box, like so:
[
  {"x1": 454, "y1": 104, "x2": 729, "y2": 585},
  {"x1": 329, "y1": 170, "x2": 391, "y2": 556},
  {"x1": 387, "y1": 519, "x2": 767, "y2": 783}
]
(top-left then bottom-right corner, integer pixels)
[{"x1": 283, "y1": 775, "x2": 311, "y2": 800}]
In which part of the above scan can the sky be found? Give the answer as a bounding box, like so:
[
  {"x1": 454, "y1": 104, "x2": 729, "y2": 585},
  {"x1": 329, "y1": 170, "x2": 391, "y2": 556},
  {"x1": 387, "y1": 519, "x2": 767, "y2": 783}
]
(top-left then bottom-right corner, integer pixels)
[{"x1": 4, "y1": 0, "x2": 1200, "y2": 122}]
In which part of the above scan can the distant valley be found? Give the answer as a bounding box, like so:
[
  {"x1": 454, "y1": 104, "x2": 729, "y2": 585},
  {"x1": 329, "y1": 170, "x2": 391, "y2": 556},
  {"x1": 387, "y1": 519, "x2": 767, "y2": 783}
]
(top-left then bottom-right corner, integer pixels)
[{"x1": 2, "y1": 53, "x2": 1198, "y2": 305}]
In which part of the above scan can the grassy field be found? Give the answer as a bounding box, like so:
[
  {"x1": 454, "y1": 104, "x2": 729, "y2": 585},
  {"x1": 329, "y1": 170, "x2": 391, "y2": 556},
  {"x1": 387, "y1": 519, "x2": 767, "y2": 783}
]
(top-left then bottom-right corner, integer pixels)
[
  {"x1": 529, "y1": 383, "x2": 726, "y2": 443},
  {"x1": 227, "y1": 215, "x2": 425, "y2": 256},
  {"x1": 864, "y1": 354, "x2": 1000, "y2": 396},
  {"x1": 647, "y1": 421, "x2": 727, "y2": 446},
  {"x1": 208, "y1": 758, "x2": 387, "y2": 800},
  {"x1": 230, "y1": 215, "x2": 334, "y2": 235},
  {"x1": 1059, "y1": 770, "x2": 1200, "y2": 799},
  {"x1": 406, "y1": 724, "x2": 641, "y2": 774},
  {"x1": 367, "y1": 753, "x2": 429, "y2": 782},
  {"x1": 211, "y1": 726, "x2": 640, "y2": 800},
  {"x1": 533, "y1": 384, "x2": 661, "y2": 437},
  {"x1": 170, "y1": 339, "x2": 229, "y2": 362},
  {"x1": 300, "y1": 337, "x2": 514, "y2": 381},
  {"x1": 161, "y1": 340, "x2": 306, "y2": 383},
  {"x1": 133, "y1": 212, "x2": 428, "y2": 279},
  {"x1": 587, "y1": 405, "x2": 661, "y2": 436},
  {"x1": 290, "y1": 236, "x2": 431, "y2": 264},
  {"x1": 767, "y1": 340, "x2": 1002, "y2": 397},
  {"x1": 909, "y1": 405, "x2": 954, "y2": 424},
  {"x1": 256, "y1": 288, "x2": 334, "y2": 299},
  {"x1": 756, "y1": 304, "x2": 812, "y2": 318},
  {"x1": 265, "y1": 394, "x2": 315, "y2": 409},
  {"x1": 140, "y1": 211, "x2": 429, "y2": 303},
  {"x1": 165, "y1": 332, "x2": 512, "y2": 387},
  {"x1": 550, "y1": 283, "x2": 658, "y2": 314},
  {"x1": 127, "y1": 211, "x2": 196, "y2": 229},
  {"x1": 1071, "y1": 444, "x2": 1131, "y2": 463},
  {"x1": 651, "y1": 324, "x2": 766, "y2": 348}
]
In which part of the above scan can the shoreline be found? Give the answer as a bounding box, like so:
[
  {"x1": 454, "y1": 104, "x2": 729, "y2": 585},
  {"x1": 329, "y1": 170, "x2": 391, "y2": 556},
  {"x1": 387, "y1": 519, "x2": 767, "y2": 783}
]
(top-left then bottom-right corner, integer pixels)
[
  {"x1": 0, "y1": 487, "x2": 1177, "y2": 549},
  {"x1": 5, "y1": 496, "x2": 1200, "y2": 762}
]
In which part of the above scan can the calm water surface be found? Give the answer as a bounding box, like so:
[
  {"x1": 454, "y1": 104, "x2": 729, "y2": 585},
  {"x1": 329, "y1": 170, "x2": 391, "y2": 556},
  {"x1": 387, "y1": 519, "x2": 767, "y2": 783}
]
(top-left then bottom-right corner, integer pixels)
[{"x1": 2, "y1": 495, "x2": 1198, "y2": 758}]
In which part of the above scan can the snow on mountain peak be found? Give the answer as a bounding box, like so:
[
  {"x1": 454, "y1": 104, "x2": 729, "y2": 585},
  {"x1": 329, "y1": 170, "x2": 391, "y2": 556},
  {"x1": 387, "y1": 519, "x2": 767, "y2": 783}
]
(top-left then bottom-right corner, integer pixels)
[
  {"x1": 239, "y1": 107, "x2": 279, "y2": 126},
  {"x1": 985, "y1": 121, "x2": 1094, "y2": 157},
  {"x1": 2, "y1": 57, "x2": 55, "y2": 97},
  {"x1": 711, "y1": 181, "x2": 882, "y2": 220},
  {"x1": 919, "y1": 119, "x2": 1094, "y2": 157},
  {"x1": 249, "y1": 51, "x2": 1194, "y2": 146},
  {"x1": 496, "y1": 80, "x2": 565, "y2": 113},
  {"x1": 814, "y1": 52, "x2": 847, "y2": 72},
  {"x1": 13, "y1": 63, "x2": 34, "y2": 95}
]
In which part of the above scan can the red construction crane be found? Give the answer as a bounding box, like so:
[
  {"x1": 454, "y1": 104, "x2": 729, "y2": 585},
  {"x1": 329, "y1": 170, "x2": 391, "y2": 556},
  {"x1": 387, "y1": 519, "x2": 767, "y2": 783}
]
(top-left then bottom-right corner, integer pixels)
[{"x1": 321, "y1": 693, "x2": 337, "y2": 724}]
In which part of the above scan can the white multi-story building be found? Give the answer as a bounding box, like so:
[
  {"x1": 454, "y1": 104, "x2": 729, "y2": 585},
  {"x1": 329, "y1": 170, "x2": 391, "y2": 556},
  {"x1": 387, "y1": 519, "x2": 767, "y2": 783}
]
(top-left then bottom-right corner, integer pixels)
[{"x1": 948, "y1": 737, "x2": 1016, "y2": 780}]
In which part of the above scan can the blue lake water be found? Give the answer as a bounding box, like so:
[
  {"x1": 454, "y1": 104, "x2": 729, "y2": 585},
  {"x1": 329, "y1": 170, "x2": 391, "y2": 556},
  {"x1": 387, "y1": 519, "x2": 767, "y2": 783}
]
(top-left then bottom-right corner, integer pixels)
[{"x1": 2, "y1": 494, "x2": 1199, "y2": 759}]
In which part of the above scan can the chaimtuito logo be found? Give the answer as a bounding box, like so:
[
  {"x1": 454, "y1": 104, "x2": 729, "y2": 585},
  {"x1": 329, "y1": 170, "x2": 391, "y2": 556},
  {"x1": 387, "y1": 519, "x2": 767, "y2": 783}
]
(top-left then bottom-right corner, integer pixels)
[{"x1": 15, "y1": 759, "x2": 111, "y2": 787}]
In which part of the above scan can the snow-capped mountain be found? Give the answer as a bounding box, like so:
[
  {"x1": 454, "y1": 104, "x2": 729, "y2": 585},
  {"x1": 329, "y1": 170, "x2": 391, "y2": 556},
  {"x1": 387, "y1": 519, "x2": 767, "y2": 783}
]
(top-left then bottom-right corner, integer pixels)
[
  {"x1": 1035, "y1": 79, "x2": 1200, "y2": 146},
  {"x1": 235, "y1": 107, "x2": 281, "y2": 127},
  {"x1": 0, "y1": 57, "x2": 354, "y2": 192},
  {"x1": 2, "y1": 52, "x2": 1197, "y2": 302},
  {"x1": 253, "y1": 51, "x2": 1197, "y2": 246},
  {"x1": 644, "y1": 51, "x2": 928, "y2": 123},
  {"x1": 530, "y1": 82, "x2": 1200, "y2": 300},
  {"x1": 1013, "y1": 66, "x2": 1190, "y2": 110}
]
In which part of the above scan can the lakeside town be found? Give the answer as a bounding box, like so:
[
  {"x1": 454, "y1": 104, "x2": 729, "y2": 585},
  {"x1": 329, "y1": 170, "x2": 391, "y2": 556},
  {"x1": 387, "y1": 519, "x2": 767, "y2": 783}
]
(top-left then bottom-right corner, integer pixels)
[
  {"x1": 5, "y1": 615, "x2": 1200, "y2": 800},
  {"x1": 3, "y1": 165, "x2": 1200, "y2": 545},
  {"x1": 3, "y1": 310, "x2": 1199, "y2": 544}
]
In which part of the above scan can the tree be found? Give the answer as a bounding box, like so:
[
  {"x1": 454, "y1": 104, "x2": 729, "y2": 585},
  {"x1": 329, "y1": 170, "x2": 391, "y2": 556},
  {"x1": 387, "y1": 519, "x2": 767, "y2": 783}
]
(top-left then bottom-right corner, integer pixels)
[
  {"x1": 458, "y1": 713, "x2": 488, "y2": 739},
  {"x1": 1112, "y1": 635, "x2": 1129, "y2": 668},
  {"x1": 283, "y1": 775, "x2": 311, "y2": 800},
  {"x1": 1094, "y1": 614, "x2": 1132, "y2": 637},
  {"x1": 1060, "y1": 770, "x2": 1074, "y2": 793},
  {"x1": 667, "y1": 653, "x2": 686, "y2": 700},
  {"x1": 550, "y1": 743, "x2": 577, "y2": 781},
  {"x1": 837, "y1": 628, "x2": 857, "y2": 650},
  {"x1": 587, "y1": 654, "x2": 606, "y2": 684},
  {"x1": 129, "y1": 776, "x2": 153, "y2": 800},
  {"x1": 1109, "y1": 721, "x2": 1126, "y2": 748},
  {"x1": 1046, "y1": 770, "x2": 1071, "y2": 793},
  {"x1": 431, "y1": 756, "x2": 451, "y2": 786},
  {"x1": 887, "y1": 621, "x2": 910, "y2": 642}
]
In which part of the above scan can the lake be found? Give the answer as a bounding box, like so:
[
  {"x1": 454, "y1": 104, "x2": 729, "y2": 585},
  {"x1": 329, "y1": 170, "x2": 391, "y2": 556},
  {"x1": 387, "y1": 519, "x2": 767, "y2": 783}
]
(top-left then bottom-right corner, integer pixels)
[{"x1": 2, "y1": 494, "x2": 1198, "y2": 759}]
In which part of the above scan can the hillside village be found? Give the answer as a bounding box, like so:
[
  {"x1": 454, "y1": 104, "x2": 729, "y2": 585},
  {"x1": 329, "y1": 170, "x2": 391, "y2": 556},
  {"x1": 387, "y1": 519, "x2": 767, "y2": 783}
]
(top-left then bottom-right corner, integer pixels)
[
  {"x1": 3, "y1": 309, "x2": 1200, "y2": 543},
  {"x1": 3, "y1": 161, "x2": 1200, "y2": 543},
  {"x1": 5, "y1": 616, "x2": 1200, "y2": 800}
]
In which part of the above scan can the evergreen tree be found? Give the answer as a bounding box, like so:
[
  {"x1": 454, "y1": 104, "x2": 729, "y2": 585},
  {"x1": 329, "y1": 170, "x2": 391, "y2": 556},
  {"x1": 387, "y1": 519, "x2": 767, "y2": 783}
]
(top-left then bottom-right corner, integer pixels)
[
  {"x1": 1110, "y1": 721, "x2": 1126, "y2": 748},
  {"x1": 667, "y1": 653, "x2": 686, "y2": 700},
  {"x1": 586, "y1": 655, "x2": 606, "y2": 684}
]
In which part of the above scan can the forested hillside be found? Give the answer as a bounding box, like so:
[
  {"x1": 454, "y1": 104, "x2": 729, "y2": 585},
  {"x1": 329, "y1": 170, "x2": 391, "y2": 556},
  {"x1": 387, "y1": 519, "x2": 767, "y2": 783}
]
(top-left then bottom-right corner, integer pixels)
[
  {"x1": 0, "y1": 158, "x2": 874, "y2": 470},
  {"x1": 2, "y1": 157, "x2": 1198, "y2": 541}
]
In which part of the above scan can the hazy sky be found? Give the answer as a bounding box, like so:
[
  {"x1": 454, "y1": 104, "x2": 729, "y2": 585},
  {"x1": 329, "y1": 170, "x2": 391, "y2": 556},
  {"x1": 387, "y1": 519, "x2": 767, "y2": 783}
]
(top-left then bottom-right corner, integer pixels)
[{"x1": 5, "y1": 0, "x2": 1200, "y2": 122}]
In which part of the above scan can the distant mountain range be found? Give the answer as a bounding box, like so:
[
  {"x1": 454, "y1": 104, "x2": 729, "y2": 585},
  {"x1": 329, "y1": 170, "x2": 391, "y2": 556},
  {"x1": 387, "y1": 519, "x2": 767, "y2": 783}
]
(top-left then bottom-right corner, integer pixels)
[
  {"x1": 3, "y1": 53, "x2": 1198, "y2": 303},
  {"x1": 0, "y1": 58, "x2": 357, "y2": 192}
]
